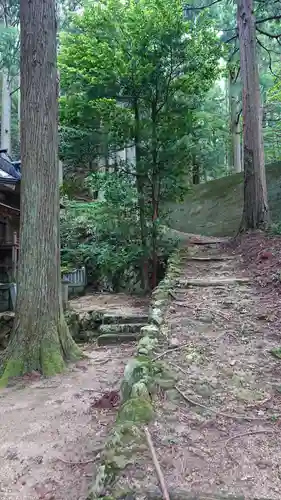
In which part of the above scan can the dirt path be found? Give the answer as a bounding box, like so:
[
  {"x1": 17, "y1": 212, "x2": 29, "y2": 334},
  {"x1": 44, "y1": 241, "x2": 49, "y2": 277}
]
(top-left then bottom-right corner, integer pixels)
[
  {"x1": 2, "y1": 240, "x2": 281, "y2": 499},
  {"x1": 0, "y1": 344, "x2": 134, "y2": 500},
  {"x1": 119, "y1": 241, "x2": 281, "y2": 499}
]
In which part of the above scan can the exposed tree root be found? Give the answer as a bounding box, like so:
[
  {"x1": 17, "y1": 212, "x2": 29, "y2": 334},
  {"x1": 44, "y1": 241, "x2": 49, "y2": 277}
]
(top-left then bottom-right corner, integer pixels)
[
  {"x1": 225, "y1": 429, "x2": 276, "y2": 447},
  {"x1": 174, "y1": 385, "x2": 279, "y2": 422}
]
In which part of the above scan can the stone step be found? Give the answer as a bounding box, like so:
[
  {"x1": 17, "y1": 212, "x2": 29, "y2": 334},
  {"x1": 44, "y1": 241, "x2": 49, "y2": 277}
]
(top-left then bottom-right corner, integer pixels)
[
  {"x1": 75, "y1": 330, "x2": 100, "y2": 343},
  {"x1": 102, "y1": 314, "x2": 148, "y2": 325},
  {"x1": 98, "y1": 323, "x2": 144, "y2": 335},
  {"x1": 97, "y1": 333, "x2": 140, "y2": 346}
]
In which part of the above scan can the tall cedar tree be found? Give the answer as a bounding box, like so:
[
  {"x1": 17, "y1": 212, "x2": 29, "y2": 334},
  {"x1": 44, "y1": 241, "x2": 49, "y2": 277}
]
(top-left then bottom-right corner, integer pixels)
[
  {"x1": 0, "y1": 0, "x2": 81, "y2": 385},
  {"x1": 237, "y1": 0, "x2": 269, "y2": 230}
]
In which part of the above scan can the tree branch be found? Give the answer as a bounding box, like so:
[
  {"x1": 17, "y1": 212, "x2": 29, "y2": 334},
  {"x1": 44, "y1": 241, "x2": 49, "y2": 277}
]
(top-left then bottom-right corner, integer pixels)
[
  {"x1": 256, "y1": 26, "x2": 281, "y2": 40},
  {"x1": 256, "y1": 15, "x2": 281, "y2": 25},
  {"x1": 256, "y1": 38, "x2": 279, "y2": 77},
  {"x1": 183, "y1": 0, "x2": 221, "y2": 12}
]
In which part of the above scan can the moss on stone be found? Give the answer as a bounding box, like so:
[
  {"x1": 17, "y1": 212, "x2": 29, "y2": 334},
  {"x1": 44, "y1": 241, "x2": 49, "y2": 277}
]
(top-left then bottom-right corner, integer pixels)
[
  {"x1": 137, "y1": 335, "x2": 158, "y2": 355},
  {"x1": 131, "y1": 381, "x2": 150, "y2": 400},
  {"x1": 86, "y1": 248, "x2": 182, "y2": 500},
  {"x1": 121, "y1": 358, "x2": 151, "y2": 401},
  {"x1": 140, "y1": 324, "x2": 159, "y2": 338},
  {"x1": 149, "y1": 308, "x2": 163, "y2": 326},
  {"x1": 117, "y1": 397, "x2": 154, "y2": 424}
]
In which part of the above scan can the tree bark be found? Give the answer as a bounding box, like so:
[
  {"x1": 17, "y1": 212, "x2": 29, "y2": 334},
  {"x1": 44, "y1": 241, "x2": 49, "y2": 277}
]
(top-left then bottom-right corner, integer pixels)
[
  {"x1": 151, "y1": 99, "x2": 159, "y2": 290},
  {"x1": 237, "y1": 0, "x2": 269, "y2": 230},
  {"x1": 0, "y1": 0, "x2": 81, "y2": 384},
  {"x1": 228, "y1": 69, "x2": 242, "y2": 173},
  {"x1": 134, "y1": 97, "x2": 149, "y2": 292},
  {"x1": 192, "y1": 155, "x2": 200, "y2": 184},
  {"x1": 1, "y1": 69, "x2": 11, "y2": 154}
]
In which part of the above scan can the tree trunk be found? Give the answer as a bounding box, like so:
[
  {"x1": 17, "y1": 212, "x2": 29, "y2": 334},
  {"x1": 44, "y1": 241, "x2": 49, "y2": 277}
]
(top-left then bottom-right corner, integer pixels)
[
  {"x1": 0, "y1": 0, "x2": 81, "y2": 385},
  {"x1": 134, "y1": 98, "x2": 149, "y2": 292},
  {"x1": 1, "y1": 69, "x2": 11, "y2": 154},
  {"x1": 237, "y1": 0, "x2": 269, "y2": 230},
  {"x1": 228, "y1": 70, "x2": 242, "y2": 173},
  {"x1": 151, "y1": 100, "x2": 159, "y2": 290},
  {"x1": 192, "y1": 156, "x2": 200, "y2": 184},
  {"x1": 17, "y1": 74, "x2": 21, "y2": 145}
]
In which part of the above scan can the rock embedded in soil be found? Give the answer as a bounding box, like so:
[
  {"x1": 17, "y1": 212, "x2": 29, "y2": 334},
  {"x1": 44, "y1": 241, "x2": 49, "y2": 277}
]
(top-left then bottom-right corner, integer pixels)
[{"x1": 197, "y1": 314, "x2": 213, "y2": 324}]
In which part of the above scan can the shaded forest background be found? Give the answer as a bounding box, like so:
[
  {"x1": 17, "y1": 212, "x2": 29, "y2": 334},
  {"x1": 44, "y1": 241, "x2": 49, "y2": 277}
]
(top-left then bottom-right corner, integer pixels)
[{"x1": 1, "y1": 0, "x2": 281, "y2": 293}]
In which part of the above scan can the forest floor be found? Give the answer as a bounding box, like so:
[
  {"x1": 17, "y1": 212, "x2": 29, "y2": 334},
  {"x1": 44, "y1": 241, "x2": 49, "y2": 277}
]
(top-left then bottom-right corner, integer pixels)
[
  {"x1": 118, "y1": 231, "x2": 281, "y2": 499},
  {"x1": 0, "y1": 343, "x2": 135, "y2": 500},
  {"x1": 1, "y1": 232, "x2": 281, "y2": 499}
]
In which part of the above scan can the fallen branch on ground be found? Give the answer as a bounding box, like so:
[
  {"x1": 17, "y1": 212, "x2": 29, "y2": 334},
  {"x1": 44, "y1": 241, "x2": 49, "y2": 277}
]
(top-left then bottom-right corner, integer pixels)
[
  {"x1": 153, "y1": 343, "x2": 189, "y2": 361},
  {"x1": 225, "y1": 429, "x2": 276, "y2": 447},
  {"x1": 174, "y1": 385, "x2": 279, "y2": 421},
  {"x1": 144, "y1": 427, "x2": 171, "y2": 500},
  {"x1": 168, "y1": 361, "x2": 189, "y2": 376}
]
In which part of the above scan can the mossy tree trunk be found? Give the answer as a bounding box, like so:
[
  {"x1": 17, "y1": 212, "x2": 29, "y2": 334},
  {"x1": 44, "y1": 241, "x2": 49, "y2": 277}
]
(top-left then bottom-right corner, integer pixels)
[{"x1": 0, "y1": 0, "x2": 82, "y2": 385}]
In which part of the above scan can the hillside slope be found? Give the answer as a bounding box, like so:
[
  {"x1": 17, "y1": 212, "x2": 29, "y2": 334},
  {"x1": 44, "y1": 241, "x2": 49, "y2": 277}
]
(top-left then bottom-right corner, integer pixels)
[{"x1": 168, "y1": 161, "x2": 281, "y2": 237}]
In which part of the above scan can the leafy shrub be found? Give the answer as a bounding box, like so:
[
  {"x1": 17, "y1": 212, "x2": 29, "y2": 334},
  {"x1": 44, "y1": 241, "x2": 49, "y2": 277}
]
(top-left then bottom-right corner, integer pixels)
[{"x1": 60, "y1": 172, "x2": 176, "y2": 292}]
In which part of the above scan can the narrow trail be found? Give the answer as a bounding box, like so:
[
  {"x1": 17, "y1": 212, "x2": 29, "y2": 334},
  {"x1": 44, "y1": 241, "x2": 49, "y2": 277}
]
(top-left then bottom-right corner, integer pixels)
[{"x1": 120, "y1": 242, "x2": 281, "y2": 499}]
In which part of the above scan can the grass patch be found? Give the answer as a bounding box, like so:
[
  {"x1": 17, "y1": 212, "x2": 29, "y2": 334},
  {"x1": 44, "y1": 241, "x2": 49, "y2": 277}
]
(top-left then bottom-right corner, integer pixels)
[{"x1": 167, "y1": 161, "x2": 281, "y2": 237}]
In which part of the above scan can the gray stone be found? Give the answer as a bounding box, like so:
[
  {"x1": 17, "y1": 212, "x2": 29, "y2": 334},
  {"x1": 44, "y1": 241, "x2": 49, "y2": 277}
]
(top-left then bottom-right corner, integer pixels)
[
  {"x1": 197, "y1": 314, "x2": 212, "y2": 324},
  {"x1": 166, "y1": 388, "x2": 181, "y2": 403},
  {"x1": 137, "y1": 336, "x2": 158, "y2": 354},
  {"x1": 102, "y1": 314, "x2": 148, "y2": 325},
  {"x1": 99, "y1": 323, "x2": 144, "y2": 335},
  {"x1": 140, "y1": 325, "x2": 159, "y2": 338},
  {"x1": 149, "y1": 308, "x2": 163, "y2": 326},
  {"x1": 195, "y1": 383, "x2": 212, "y2": 399}
]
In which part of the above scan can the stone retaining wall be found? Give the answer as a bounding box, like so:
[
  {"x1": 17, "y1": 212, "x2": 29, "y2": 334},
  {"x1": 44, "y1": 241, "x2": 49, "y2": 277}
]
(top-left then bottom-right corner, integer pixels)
[{"x1": 87, "y1": 249, "x2": 182, "y2": 499}]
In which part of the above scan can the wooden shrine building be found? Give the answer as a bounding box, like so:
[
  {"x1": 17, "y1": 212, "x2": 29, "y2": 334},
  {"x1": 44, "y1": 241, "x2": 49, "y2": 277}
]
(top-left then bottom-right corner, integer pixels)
[{"x1": 0, "y1": 150, "x2": 20, "y2": 284}]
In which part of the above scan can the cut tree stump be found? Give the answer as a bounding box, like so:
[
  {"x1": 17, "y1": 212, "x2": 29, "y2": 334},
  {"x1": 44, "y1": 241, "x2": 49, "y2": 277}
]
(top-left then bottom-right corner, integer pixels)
[{"x1": 178, "y1": 277, "x2": 250, "y2": 287}]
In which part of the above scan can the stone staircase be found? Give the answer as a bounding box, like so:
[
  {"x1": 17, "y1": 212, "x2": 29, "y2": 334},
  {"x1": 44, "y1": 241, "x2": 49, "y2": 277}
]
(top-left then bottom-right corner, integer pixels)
[
  {"x1": 66, "y1": 308, "x2": 149, "y2": 346},
  {"x1": 97, "y1": 314, "x2": 148, "y2": 346}
]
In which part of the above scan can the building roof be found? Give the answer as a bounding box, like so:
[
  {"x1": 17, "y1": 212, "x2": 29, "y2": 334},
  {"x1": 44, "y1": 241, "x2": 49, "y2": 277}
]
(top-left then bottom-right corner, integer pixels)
[{"x1": 0, "y1": 151, "x2": 21, "y2": 185}]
